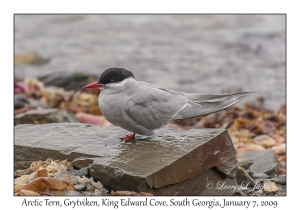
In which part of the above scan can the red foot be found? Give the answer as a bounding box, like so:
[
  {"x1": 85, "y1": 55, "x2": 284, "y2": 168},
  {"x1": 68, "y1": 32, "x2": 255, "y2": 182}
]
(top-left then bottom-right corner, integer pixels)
[{"x1": 120, "y1": 133, "x2": 136, "y2": 141}]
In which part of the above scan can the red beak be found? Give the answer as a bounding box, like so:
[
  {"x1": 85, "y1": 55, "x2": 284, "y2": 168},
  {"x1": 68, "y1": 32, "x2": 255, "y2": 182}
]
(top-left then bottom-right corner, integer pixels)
[{"x1": 82, "y1": 81, "x2": 103, "y2": 90}]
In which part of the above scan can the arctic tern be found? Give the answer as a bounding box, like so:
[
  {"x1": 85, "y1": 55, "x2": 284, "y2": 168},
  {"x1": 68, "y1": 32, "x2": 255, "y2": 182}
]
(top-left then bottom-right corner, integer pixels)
[{"x1": 82, "y1": 68, "x2": 252, "y2": 141}]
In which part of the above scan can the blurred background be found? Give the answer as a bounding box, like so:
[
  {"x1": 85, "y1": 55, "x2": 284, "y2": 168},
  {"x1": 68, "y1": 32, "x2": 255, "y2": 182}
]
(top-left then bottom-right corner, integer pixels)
[{"x1": 15, "y1": 14, "x2": 285, "y2": 110}]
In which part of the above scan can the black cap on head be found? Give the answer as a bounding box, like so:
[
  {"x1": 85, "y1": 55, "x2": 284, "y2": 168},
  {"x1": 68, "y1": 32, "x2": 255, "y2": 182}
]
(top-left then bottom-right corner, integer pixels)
[{"x1": 98, "y1": 68, "x2": 135, "y2": 85}]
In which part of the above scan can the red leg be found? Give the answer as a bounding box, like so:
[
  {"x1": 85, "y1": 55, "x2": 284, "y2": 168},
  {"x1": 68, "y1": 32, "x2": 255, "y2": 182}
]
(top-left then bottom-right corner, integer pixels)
[{"x1": 120, "y1": 133, "x2": 136, "y2": 141}]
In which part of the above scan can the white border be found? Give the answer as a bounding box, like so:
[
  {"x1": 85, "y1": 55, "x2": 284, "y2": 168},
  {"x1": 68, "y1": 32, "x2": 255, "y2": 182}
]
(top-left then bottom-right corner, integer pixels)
[{"x1": 2, "y1": 0, "x2": 296, "y2": 209}]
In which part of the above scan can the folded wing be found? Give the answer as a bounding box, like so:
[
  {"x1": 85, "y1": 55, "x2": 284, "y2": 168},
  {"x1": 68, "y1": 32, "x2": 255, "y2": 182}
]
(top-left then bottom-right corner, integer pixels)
[
  {"x1": 125, "y1": 81, "x2": 252, "y2": 126},
  {"x1": 172, "y1": 92, "x2": 250, "y2": 120},
  {"x1": 124, "y1": 82, "x2": 188, "y2": 130}
]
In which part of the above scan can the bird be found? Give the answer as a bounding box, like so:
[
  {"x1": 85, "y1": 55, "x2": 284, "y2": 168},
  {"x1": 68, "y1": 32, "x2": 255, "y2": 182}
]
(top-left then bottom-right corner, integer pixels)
[{"x1": 82, "y1": 67, "x2": 252, "y2": 141}]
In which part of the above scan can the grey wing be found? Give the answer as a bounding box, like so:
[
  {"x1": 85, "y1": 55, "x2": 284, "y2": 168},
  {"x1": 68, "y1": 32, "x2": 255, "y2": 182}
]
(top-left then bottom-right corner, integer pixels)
[
  {"x1": 144, "y1": 82, "x2": 253, "y2": 103},
  {"x1": 125, "y1": 82, "x2": 188, "y2": 130},
  {"x1": 173, "y1": 92, "x2": 251, "y2": 120},
  {"x1": 170, "y1": 91, "x2": 253, "y2": 102}
]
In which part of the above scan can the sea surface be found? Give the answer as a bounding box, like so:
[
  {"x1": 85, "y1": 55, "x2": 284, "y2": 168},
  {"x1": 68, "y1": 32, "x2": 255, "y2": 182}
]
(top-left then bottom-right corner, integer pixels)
[{"x1": 15, "y1": 15, "x2": 286, "y2": 110}]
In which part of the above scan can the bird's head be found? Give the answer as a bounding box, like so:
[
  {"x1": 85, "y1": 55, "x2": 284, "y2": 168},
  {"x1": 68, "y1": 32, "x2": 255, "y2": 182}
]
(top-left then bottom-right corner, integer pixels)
[{"x1": 82, "y1": 68, "x2": 135, "y2": 90}]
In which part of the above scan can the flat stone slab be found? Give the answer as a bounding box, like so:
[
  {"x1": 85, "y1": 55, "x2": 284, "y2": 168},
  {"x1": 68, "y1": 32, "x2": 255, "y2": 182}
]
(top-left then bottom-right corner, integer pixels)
[
  {"x1": 238, "y1": 150, "x2": 281, "y2": 176},
  {"x1": 148, "y1": 168, "x2": 237, "y2": 196},
  {"x1": 15, "y1": 123, "x2": 238, "y2": 195}
]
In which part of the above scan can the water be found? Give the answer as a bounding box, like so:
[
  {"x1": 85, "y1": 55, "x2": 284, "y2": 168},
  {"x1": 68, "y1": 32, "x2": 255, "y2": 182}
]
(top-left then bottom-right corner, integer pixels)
[{"x1": 14, "y1": 15, "x2": 286, "y2": 110}]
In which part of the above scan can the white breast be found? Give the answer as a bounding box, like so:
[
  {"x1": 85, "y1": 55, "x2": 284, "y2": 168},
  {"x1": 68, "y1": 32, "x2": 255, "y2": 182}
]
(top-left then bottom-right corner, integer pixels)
[{"x1": 98, "y1": 78, "x2": 155, "y2": 135}]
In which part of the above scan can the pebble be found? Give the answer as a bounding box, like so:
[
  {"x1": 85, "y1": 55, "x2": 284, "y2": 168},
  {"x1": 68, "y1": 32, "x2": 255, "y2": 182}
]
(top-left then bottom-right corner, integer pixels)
[
  {"x1": 66, "y1": 191, "x2": 84, "y2": 196},
  {"x1": 263, "y1": 181, "x2": 279, "y2": 193},
  {"x1": 280, "y1": 162, "x2": 286, "y2": 168},
  {"x1": 257, "y1": 190, "x2": 263, "y2": 194},
  {"x1": 255, "y1": 178, "x2": 267, "y2": 182},
  {"x1": 238, "y1": 158, "x2": 253, "y2": 169},
  {"x1": 94, "y1": 189, "x2": 102, "y2": 196},
  {"x1": 86, "y1": 183, "x2": 96, "y2": 192},
  {"x1": 14, "y1": 108, "x2": 79, "y2": 125},
  {"x1": 14, "y1": 169, "x2": 31, "y2": 177},
  {"x1": 252, "y1": 173, "x2": 269, "y2": 179},
  {"x1": 276, "y1": 189, "x2": 286, "y2": 196},
  {"x1": 271, "y1": 144, "x2": 286, "y2": 155},
  {"x1": 50, "y1": 190, "x2": 83, "y2": 196},
  {"x1": 14, "y1": 94, "x2": 29, "y2": 109},
  {"x1": 271, "y1": 177, "x2": 286, "y2": 185},
  {"x1": 253, "y1": 134, "x2": 277, "y2": 148},
  {"x1": 74, "y1": 184, "x2": 86, "y2": 191},
  {"x1": 74, "y1": 167, "x2": 88, "y2": 177},
  {"x1": 81, "y1": 191, "x2": 93, "y2": 196},
  {"x1": 14, "y1": 161, "x2": 32, "y2": 170}
]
